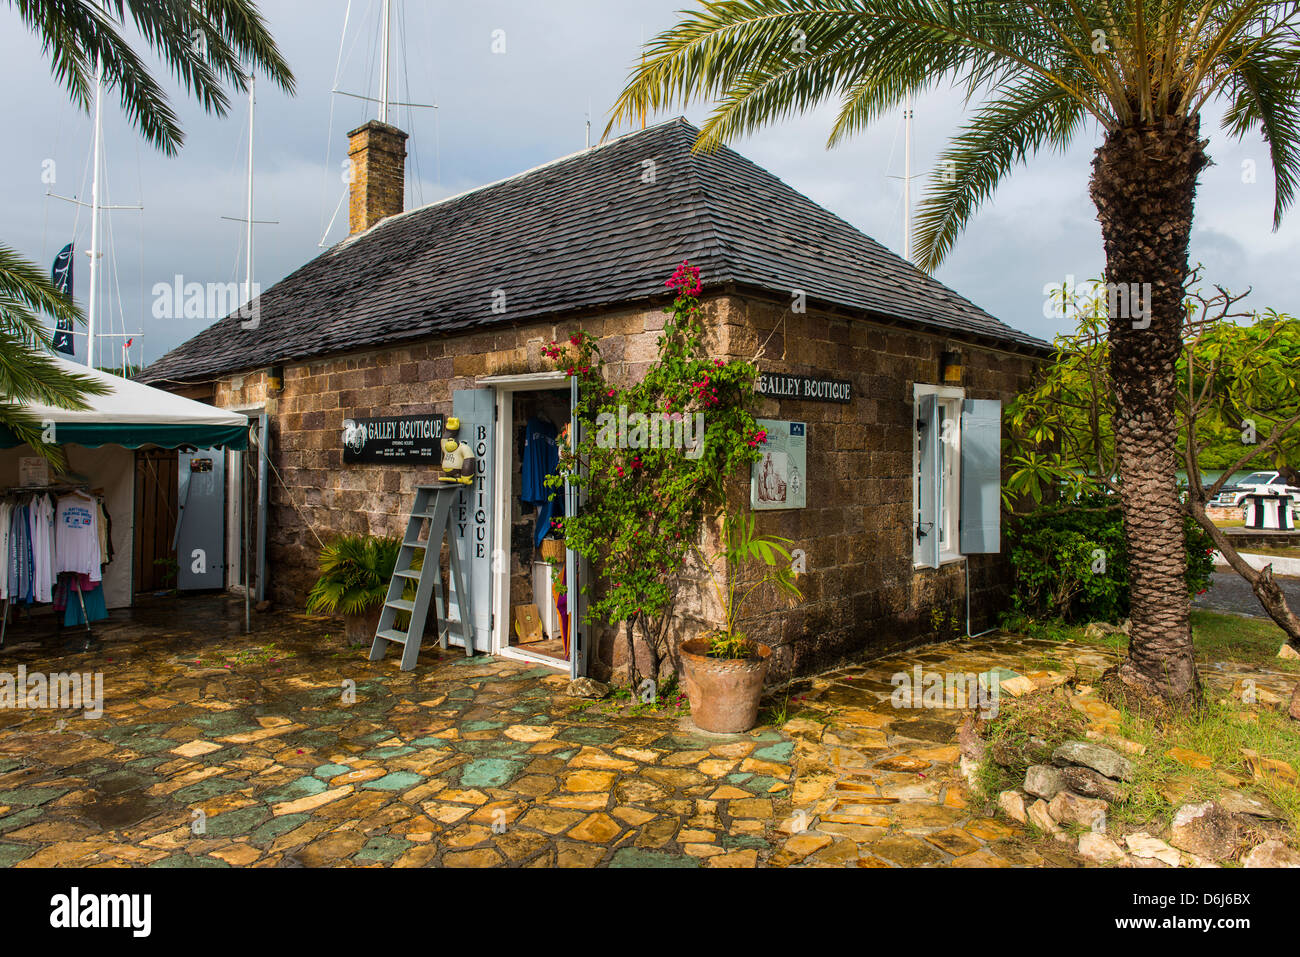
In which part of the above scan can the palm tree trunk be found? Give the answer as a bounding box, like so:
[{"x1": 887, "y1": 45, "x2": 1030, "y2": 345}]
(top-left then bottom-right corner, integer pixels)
[{"x1": 1090, "y1": 120, "x2": 1208, "y2": 709}]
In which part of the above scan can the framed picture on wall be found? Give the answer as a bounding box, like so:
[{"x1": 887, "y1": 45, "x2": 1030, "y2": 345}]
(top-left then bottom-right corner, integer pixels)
[{"x1": 751, "y1": 420, "x2": 807, "y2": 510}]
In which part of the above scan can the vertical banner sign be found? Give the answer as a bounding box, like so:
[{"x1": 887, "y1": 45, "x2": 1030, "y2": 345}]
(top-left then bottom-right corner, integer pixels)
[
  {"x1": 451, "y1": 390, "x2": 494, "y2": 652},
  {"x1": 51, "y1": 243, "x2": 76, "y2": 356}
]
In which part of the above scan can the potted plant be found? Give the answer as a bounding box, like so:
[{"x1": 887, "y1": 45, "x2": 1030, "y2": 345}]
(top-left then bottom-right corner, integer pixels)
[
  {"x1": 679, "y1": 513, "x2": 802, "y2": 733},
  {"x1": 306, "y1": 534, "x2": 404, "y2": 646}
]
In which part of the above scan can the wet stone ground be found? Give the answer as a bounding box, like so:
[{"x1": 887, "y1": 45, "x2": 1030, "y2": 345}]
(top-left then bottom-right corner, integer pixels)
[
  {"x1": 0, "y1": 597, "x2": 790, "y2": 868},
  {"x1": 0, "y1": 596, "x2": 1287, "y2": 868}
]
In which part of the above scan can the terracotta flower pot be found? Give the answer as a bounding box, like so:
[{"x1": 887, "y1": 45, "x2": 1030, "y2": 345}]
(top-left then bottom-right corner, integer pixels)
[
  {"x1": 679, "y1": 638, "x2": 771, "y2": 734},
  {"x1": 344, "y1": 607, "x2": 381, "y2": 647}
]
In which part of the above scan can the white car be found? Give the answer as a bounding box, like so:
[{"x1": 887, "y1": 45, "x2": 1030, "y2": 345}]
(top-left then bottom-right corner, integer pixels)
[{"x1": 1209, "y1": 470, "x2": 1300, "y2": 513}]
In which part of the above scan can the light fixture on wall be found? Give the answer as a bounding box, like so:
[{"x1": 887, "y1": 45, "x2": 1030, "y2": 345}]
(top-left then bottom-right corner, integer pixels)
[
  {"x1": 267, "y1": 365, "x2": 285, "y2": 394},
  {"x1": 940, "y1": 349, "x2": 963, "y2": 384}
]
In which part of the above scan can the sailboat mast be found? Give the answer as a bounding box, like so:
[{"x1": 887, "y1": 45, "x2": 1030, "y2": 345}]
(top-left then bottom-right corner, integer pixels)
[
  {"x1": 87, "y1": 55, "x2": 104, "y2": 368},
  {"x1": 246, "y1": 74, "x2": 255, "y2": 303},
  {"x1": 378, "y1": 0, "x2": 392, "y2": 123},
  {"x1": 903, "y1": 92, "x2": 913, "y2": 264}
]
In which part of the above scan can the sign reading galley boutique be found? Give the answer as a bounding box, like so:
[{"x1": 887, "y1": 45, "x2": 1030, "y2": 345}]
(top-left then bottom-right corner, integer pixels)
[
  {"x1": 751, "y1": 419, "x2": 807, "y2": 510},
  {"x1": 342, "y1": 414, "x2": 445, "y2": 463},
  {"x1": 757, "y1": 372, "x2": 852, "y2": 403}
]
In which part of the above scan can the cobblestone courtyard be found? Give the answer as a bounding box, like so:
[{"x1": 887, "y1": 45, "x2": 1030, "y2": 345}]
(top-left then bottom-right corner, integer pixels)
[{"x1": 0, "y1": 596, "x2": 1289, "y2": 868}]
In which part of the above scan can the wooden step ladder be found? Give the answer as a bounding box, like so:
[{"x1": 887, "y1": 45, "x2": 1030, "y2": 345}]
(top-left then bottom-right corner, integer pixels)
[{"x1": 369, "y1": 484, "x2": 475, "y2": 670}]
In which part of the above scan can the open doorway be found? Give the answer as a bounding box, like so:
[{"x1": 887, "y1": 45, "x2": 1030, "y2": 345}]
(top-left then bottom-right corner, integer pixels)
[
  {"x1": 482, "y1": 371, "x2": 588, "y2": 677},
  {"x1": 133, "y1": 448, "x2": 178, "y2": 593},
  {"x1": 504, "y1": 387, "x2": 571, "y2": 665}
]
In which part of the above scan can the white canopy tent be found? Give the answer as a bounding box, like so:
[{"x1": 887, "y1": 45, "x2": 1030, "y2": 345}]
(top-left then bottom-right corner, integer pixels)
[
  {"x1": 2, "y1": 359, "x2": 250, "y2": 613},
  {"x1": 1, "y1": 357, "x2": 249, "y2": 451}
]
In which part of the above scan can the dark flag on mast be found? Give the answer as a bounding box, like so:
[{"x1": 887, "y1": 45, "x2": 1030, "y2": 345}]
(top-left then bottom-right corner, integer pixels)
[{"x1": 51, "y1": 242, "x2": 76, "y2": 356}]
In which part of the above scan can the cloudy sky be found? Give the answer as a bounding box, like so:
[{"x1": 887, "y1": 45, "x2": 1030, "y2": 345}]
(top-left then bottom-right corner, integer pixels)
[{"x1": 5, "y1": 0, "x2": 1298, "y2": 368}]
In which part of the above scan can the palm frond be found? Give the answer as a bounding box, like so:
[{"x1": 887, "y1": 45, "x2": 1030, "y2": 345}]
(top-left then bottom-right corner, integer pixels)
[
  {"x1": 1219, "y1": 40, "x2": 1300, "y2": 227},
  {"x1": 306, "y1": 535, "x2": 402, "y2": 616},
  {"x1": 0, "y1": 243, "x2": 80, "y2": 342},
  {"x1": 914, "y1": 74, "x2": 1086, "y2": 272},
  {"x1": 0, "y1": 329, "x2": 109, "y2": 409},
  {"x1": 6, "y1": 0, "x2": 295, "y2": 155},
  {"x1": 607, "y1": 0, "x2": 1300, "y2": 271}
]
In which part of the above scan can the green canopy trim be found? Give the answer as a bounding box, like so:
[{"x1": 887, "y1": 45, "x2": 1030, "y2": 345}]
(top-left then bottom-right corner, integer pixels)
[{"x1": 0, "y1": 422, "x2": 248, "y2": 451}]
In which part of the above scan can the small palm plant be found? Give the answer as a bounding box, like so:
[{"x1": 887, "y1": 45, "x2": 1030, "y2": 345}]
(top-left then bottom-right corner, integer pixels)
[
  {"x1": 693, "y1": 512, "x2": 802, "y2": 659},
  {"x1": 306, "y1": 535, "x2": 403, "y2": 643}
]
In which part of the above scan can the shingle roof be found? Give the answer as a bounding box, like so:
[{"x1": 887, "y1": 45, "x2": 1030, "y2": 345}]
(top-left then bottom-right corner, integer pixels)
[{"x1": 138, "y1": 118, "x2": 1048, "y2": 384}]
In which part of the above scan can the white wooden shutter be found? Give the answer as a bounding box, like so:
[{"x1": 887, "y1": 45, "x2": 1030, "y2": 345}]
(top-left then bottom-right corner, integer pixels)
[
  {"x1": 959, "y1": 398, "x2": 1002, "y2": 554},
  {"x1": 916, "y1": 392, "x2": 941, "y2": 569}
]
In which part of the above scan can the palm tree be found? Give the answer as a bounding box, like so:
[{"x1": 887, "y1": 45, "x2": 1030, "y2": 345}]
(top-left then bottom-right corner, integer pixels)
[
  {"x1": 607, "y1": 0, "x2": 1300, "y2": 710},
  {"x1": 2, "y1": 0, "x2": 294, "y2": 458}
]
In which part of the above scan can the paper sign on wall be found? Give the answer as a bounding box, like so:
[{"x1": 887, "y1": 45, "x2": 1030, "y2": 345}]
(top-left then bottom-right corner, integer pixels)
[
  {"x1": 18, "y1": 457, "x2": 49, "y2": 487},
  {"x1": 750, "y1": 419, "x2": 807, "y2": 511}
]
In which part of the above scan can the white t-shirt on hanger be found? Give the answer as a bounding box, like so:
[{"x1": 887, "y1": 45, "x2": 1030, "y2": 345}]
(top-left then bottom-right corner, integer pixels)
[
  {"x1": 55, "y1": 492, "x2": 101, "y2": 583},
  {"x1": 30, "y1": 495, "x2": 55, "y2": 603}
]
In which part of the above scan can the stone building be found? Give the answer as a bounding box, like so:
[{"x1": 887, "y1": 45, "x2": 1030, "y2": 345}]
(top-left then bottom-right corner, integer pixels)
[{"x1": 140, "y1": 117, "x2": 1049, "y2": 682}]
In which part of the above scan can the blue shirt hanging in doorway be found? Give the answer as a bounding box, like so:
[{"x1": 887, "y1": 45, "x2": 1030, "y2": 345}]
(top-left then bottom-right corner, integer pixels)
[{"x1": 521, "y1": 416, "x2": 564, "y2": 547}]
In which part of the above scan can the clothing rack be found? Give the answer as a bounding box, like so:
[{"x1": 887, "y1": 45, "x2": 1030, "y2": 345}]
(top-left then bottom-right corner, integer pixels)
[{"x1": 0, "y1": 484, "x2": 99, "y2": 652}]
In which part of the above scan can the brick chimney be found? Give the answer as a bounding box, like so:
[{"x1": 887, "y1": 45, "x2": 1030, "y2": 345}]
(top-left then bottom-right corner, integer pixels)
[{"x1": 347, "y1": 120, "x2": 409, "y2": 234}]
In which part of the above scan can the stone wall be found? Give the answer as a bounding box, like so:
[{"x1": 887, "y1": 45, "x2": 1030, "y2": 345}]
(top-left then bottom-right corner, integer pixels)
[
  {"x1": 711, "y1": 294, "x2": 1040, "y2": 680},
  {"x1": 204, "y1": 303, "x2": 697, "y2": 663},
  {"x1": 196, "y1": 291, "x2": 1039, "y2": 683}
]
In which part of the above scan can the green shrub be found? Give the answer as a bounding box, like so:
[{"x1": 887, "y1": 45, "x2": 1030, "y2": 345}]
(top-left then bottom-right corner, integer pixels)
[
  {"x1": 305, "y1": 534, "x2": 403, "y2": 617},
  {"x1": 1006, "y1": 494, "x2": 1215, "y2": 623}
]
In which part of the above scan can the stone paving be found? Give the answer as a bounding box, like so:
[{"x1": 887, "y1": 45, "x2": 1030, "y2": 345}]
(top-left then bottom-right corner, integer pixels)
[
  {"x1": 0, "y1": 596, "x2": 1289, "y2": 868},
  {"x1": 758, "y1": 635, "x2": 1113, "y2": 867},
  {"x1": 768, "y1": 629, "x2": 1297, "y2": 868},
  {"x1": 0, "y1": 597, "x2": 791, "y2": 868}
]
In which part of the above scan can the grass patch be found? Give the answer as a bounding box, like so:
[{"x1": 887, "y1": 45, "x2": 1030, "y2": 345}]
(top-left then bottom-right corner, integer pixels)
[
  {"x1": 1232, "y1": 545, "x2": 1300, "y2": 560},
  {"x1": 1185, "y1": 610, "x2": 1298, "y2": 671},
  {"x1": 1057, "y1": 609, "x2": 1296, "y2": 672},
  {"x1": 1105, "y1": 697, "x2": 1300, "y2": 838},
  {"x1": 975, "y1": 690, "x2": 1088, "y2": 802},
  {"x1": 981, "y1": 612, "x2": 1299, "y2": 855},
  {"x1": 569, "y1": 677, "x2": 691, "y2": 721},
  {"x1": 980, "y1": 682, "x2": 1299, "y2": 853},
  {"x1": 757, "y1": 690, "x2": 825, "y2": 727},
  {"x1": 193, "y1": 643, "x2": 296, "y2": 669}
]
